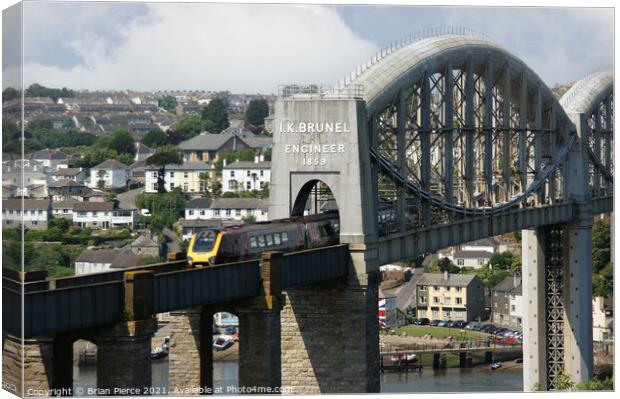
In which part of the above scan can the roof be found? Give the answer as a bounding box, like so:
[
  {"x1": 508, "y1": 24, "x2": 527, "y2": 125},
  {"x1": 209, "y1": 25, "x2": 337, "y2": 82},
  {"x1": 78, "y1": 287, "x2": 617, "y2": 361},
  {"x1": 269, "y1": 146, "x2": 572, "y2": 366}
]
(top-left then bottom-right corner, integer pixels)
[
  {"x1": 178, "y1": 132, "x2": 249, "y2": 151},
  {"x1": 49, "y1": 178, "x2": 86, "y2": 188},
  {"x1": 51, "y1": 199, "x2": 79, "y2": 209},
  {"x1": 180, "y1": 218, "x2": 225, "y2": 228},
  {"x1": 110, "y1": 249, "x2": 140, "y2": 269},
  {"x1": 493, "y1": 275, "x2": 522, "y2": 293},
  {"x1": 54, "y1": 168, "x2": 83, "y2": 177},
  {"x1": 211, "y1": 198, "x2": 268, "y2": 210},
  {"x1": 73, "y1": 202, "x2": 115, "y2": 212},
  {"x1": 32, "y1": 149, "x2": 68, "y2": 160},
  {"x1": 92, "y1": 159, "x2": 130, "y2": 170},
  {"x1": 2, "y1": 199, "x2": 50, "y2": 210},
  {"x1": 186, "y1": 198, "x2": 212, "y2": 209},
  {"x1": 144, "y1": 161, "x2": 213, "y2": 171},
  {"x1": 416, "y1": 273, "x2": 477, "y2": 287},
  {"x1": 242, "y1": 136, "x2": 272, "y2": 149},
  {"x1": 131, "y1": 233, "x2": 160, "y2": 248},
  {"x1": 134, "y1": 142, "x2": 154, "y2": 154},
  {"x1": 224, "y1": 161, "x2": 271, "y2": 169},
  {"x1": 76, "y1": 248, "x2": 120, "y2": 263},
  {"x1": 462, "y1": 238, "x2": 498, "y2": 247}
]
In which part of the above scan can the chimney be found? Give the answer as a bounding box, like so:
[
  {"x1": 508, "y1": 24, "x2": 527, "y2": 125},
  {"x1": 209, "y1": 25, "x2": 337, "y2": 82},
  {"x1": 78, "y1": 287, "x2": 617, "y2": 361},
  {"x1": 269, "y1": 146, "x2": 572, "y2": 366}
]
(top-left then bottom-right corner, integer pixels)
[
  {"x1": 223, "y1": 159, "x2": 227, "y2": 167},
  {"x1": 259, "y1": 154, "x2": 264, "y2": 162},
  {"x1": 443, "y1": 270, "x2": 449, "y2": 281},
  {"x1": 513, "y1": 274, "x2": 521, "y2": 288},
  {"x1": 254, "y1": 155, "x2": 259, "y2": 164}
]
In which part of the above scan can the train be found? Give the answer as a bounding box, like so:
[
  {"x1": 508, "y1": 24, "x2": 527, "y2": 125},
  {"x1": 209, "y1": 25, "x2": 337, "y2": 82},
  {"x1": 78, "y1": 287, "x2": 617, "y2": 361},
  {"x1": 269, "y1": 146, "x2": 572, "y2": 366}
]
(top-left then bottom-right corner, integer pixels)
[{"x1": 186, "y1": 211, "x2": 340, "y2": 266}]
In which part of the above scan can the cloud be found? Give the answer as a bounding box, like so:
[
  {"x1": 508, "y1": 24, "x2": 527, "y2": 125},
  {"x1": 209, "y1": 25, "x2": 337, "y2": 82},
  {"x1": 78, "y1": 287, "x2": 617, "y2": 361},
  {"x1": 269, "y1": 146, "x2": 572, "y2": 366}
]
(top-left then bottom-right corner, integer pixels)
[{"x1": 18, "y1": 3, "x2": 378, "y2": 93}]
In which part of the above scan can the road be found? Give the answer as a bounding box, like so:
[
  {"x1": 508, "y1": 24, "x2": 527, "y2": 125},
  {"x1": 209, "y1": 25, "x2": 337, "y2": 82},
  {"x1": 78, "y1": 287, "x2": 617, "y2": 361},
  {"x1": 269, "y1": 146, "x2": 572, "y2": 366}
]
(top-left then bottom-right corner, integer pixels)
[
  {"x1": 163, "y1": 228, "x2": 181, "y2": 255},
  {"x1": 116, "y1": 187, "x2": 144, "y2": 210}
]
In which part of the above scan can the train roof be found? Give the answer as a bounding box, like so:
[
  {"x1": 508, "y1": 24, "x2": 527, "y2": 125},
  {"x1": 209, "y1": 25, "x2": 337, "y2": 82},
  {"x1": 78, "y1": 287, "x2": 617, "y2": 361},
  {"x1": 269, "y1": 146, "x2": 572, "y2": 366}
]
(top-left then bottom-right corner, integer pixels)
[{"x1": 218, "y1": 211, "x2": 340, "y2": 235}]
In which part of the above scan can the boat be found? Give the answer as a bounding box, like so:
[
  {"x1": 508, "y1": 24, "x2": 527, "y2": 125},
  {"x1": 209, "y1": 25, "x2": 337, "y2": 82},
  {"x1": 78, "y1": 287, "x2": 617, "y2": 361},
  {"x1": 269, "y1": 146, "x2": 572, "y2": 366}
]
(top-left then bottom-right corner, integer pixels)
[
  {"x1": 213, "y1": 335, "x2": 234, "y2": 351},
  {"x1": 490, "y1": 361, "x2": 502, "y2": 370},
  {"x1": 151, "y1": 336, "x2": 170, "y2": 359}
]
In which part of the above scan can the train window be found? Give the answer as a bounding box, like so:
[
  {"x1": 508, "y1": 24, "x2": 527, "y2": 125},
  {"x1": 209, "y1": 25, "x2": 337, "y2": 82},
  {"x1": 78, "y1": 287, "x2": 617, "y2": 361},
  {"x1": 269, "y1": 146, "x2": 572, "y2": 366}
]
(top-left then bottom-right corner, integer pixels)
[
  {"x1": 250, "y1": 236, "x2": 258, "y2": 248},
  {"x1": 333, "y1": 223, "x2": 340, "y2": 234},
  {"x1": 318, "y1": 225, "x2": 327, "y2": 237},
  {"x1": 266, "y1": 234, "x2": 274, "y2": 246},
  {"x1": 273, "y1": 233, "x2": 281, "y2": 245},
  {"x1": 281, "y1": 232, "x2": 289, "y2": 243},
  {"x1": 324, "y1": 223, "x2": 335, "y2": 236},
  {"x1": 258, "y1": 235, "x2": 265, "y2": 247}
]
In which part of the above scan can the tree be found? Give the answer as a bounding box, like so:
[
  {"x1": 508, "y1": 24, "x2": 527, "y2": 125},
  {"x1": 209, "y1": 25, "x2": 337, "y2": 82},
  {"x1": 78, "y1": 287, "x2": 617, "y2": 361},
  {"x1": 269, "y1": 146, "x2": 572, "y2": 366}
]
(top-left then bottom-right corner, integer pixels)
[
  {"x1": 198, "y1": 172, "x2": 212, "y2": 196},
  {"x1": 158, "y1": 95, "x2": 177, "y2": 112},
  {"x1": 488, "y1": 251, "x2": 516, "y2": 270},
  {"x1": 425, "y1": 257, "x2": 460, "y2": 274},
  {"x1": 145, "y1": 149, "x2": 183, "y2": 193},
  {"x1": 202, "y1": 97, "x2": 230, "y2": 133},
  {"x1": 74, "y1": 147, "x2": 133, "y2": 168},
  {"x1": 27, "y1": 117, "x2": 53, "y2": 131},
  {"x1": 176, "y1": 115, "x2": 212, "y2": 140},
  {"x1": 2, "y1": 87, "x2": 19, "y2": 102},
  {"x1": 142, "y1": 129, "x2": 168, "y2": 148},
  {"x1": 106, "y1": 129, "x2": 135, "y2": 155},
  {"x1": 244, "y1": 98, "x2": 269, "y2": 133},
  {"x1": 135, "y1": 189, "x2": 186, "y2": 232}
]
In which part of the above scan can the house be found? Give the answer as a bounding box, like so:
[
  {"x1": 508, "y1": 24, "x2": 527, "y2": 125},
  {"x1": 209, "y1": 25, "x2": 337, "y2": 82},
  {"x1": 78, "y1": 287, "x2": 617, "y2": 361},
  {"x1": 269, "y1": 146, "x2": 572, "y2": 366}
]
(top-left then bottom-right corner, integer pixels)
[
  {"x1": 222, "y1": 156, "x2": 270, "y2": 193},
  {"x1": 2, "y1": 164, "x2": 50, "y2": 198},
  {"x1": 491, "y1": 275, "x2": 522, "y2": 328},
  {"x1": 184, "y1": 197, "x2": 268, "y2": 222},
  {"x1": 30, "y1": 149, "x2": 68, "y2": 171},
  {"x1": 75, "y1": 248, "x2": 140, "y2": 275},
  {"x1": 53, "y1": 167, "x2": 89, "y2": 184},
  {"x1": 89, "y1": 159, "x2": 131, "y2": 189},
  {"x1": 379, "y1": 289, "x2": 407, "y2": 329},
  {"x1": 178, "y1": 132, "x2": 250, "y2": 162},
  {"x1": 144, "y1": 162, "x2": 215, "y2": 193},
  {"x1": 130, "y1": 232, "x2": 161, "y2": 258},
  {"x1": 48, "y1": 179, "x2": 92, "y2": 201},
  {"x1": 438, "y1": 238, "x2": 498, "y2": 269},
  {"x1": 415, "y1": 272, "x2": 485, "y2": 322},
  {"x1": 72, "y1": 202, "x2": 135, "y2": 229},
  {"x1": 134, "y1": 142, "x2": 155, "y2": 162},
  {"x1": 2, "y1": 199, "x2": 51, "y2": 230},
  {"x1": 51, "y1": 199, "x2": 78, "y2": 219},
  {"x1": 593, "y1": 297, "x2": 613, "y2": 342},
  {"x1": 222, "y1": 127, "x2": 273, "y2": 151}
]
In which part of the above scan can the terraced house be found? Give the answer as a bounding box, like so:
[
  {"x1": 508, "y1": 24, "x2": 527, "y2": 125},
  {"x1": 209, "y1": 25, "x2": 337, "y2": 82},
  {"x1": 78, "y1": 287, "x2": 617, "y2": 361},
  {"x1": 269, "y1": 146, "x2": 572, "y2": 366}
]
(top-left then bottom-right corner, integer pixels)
[{"x1": 415, "y1": 272, "x2": 485, "y2": 322}]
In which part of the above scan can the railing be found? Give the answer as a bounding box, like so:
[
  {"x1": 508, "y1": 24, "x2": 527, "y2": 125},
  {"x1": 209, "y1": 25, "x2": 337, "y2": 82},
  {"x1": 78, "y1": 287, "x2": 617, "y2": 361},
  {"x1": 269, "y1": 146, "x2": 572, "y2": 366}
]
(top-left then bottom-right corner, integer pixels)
[
  {"x1": 281, "y1": 244, "x2": 349, "y2": 288},
  {"x1": 153, "y1": 260, "x2": 261, "y2": 314},
  {"x1": 380, "y1": 338, "x2": 523, "y2": 355}
]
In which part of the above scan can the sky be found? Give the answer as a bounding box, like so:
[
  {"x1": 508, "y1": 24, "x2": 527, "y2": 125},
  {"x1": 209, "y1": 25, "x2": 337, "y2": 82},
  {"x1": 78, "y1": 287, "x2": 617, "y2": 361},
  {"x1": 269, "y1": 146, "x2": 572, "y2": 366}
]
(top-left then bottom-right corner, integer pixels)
[{"x1": 1, "y1": 1, "x2": 614, "y2": 93}]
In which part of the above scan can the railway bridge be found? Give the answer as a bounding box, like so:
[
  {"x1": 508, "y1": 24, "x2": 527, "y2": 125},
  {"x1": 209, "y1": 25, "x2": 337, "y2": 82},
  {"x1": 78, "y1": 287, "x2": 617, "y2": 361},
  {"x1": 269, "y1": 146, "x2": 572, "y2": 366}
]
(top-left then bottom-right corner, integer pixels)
[{"x1": 2, "y1": 29, "x2": 613, "y2": 394}]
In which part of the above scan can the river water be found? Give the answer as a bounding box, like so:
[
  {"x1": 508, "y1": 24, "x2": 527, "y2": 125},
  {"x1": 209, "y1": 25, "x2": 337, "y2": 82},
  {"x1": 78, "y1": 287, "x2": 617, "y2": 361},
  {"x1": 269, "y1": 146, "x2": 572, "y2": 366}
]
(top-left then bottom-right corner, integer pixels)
[{"x1": 74, "y1": 360, "x2": 523, "y2": 394}]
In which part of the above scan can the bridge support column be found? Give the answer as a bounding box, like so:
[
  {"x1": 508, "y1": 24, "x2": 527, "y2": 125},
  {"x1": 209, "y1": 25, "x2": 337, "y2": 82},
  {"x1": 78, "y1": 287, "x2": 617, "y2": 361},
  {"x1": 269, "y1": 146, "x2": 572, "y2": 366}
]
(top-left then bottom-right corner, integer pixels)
[
  {"x1": 168, "y1": 307, "x2": 213, "y2": 394},
  {"x1": 95, "y1": 319, "x2": 156, "y2": 392},
  {"x1": 2, "y1": 334, "x2": 73, "y2": 396},
  {"x1": 563, "y1": 220, "x2": 594, "y2": 384},
  {"x1": 238, "y1": 303, "x2": 282, "y2": 391},
  {"x1": 522, "y1": 228, "x2": 547, "y2": 391},
  {"x1": 280, "y1": 273, "x2": 379, "y2": 394}
]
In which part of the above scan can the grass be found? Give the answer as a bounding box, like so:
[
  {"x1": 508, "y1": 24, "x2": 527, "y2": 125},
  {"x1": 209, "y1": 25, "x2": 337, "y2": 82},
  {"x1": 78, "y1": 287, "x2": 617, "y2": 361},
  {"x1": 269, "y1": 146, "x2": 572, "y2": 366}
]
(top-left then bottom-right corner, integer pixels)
[{"x1": 394, "y1": 324, "x2": 488, "y2": 340}]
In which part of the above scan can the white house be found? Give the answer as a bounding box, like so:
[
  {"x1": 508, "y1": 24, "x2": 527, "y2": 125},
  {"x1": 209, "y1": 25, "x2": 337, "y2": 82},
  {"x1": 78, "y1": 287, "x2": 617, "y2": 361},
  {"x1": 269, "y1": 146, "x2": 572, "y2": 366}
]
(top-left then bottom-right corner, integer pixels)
[
  {"x1": 89, "y1": 159, "x2": 131, "y2": 189},
  {"x1": 222, "y1": 156, "x2": 270, "y2": 193},
  {"x1": 72, "y1": 202, "x2": 135, "y2": 229},
  {"x1": 134, "y1": 142, "x2": 155, "y2": 162},
  {"x1": 75, "y1": 248, "x2": 140, "y2": 275},
  {"x1": 184, "y1": 197, "x2": 268, "y2": 223},
  {"x1": 144, "y1": 162, "x2": 216, "y2": 193},
  {"x1": 592, "y1": 296, "x2": 613, "y2": 342},
  {"x1": 2, "y1": 199, "x2": 51, "y2": 230},
  {"x1": 30, "y1": 149, "x2": 68, "y2": 171},
  {"x1": 509, "y1": 284, "x2": 523, "y2": 329},
  {"x1": 53, "y1": 167, "x2": 89, "y2": 184}
]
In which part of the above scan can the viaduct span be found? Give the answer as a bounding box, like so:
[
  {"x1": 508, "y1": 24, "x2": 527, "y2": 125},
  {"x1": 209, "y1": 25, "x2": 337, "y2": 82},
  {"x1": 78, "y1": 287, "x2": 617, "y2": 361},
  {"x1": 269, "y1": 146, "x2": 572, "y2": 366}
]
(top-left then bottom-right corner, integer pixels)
[{"x1": 2, "y1": 31, "x2": 613, "y2": 394}]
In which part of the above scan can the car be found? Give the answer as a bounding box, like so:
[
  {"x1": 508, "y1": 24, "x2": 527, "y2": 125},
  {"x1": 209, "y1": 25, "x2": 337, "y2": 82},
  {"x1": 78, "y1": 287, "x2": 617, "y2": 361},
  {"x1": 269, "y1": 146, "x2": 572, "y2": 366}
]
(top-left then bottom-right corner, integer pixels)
[
  {"x1": 429, "y1": 319, "x2": 441, "y2": 326},
  {"x1": 464, "y1": 322, "x2": 479, "y2": 330},
  {"x1": 438, "y1": 320, "x2": 452, "y2": 327},
  {"x1": 446, "y1": 321, "x2": 458, "y2": 328},
  {"x1": 454, "y1": 321, "x2": 467, "y2": 329},
  {"x1": 415, "y1": 318, "x2": 430, "y2": 325}
]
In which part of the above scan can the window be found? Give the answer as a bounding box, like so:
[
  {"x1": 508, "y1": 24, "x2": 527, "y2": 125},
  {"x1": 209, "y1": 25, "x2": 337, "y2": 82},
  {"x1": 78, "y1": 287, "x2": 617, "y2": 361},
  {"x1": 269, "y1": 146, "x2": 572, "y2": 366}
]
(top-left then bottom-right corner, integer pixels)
[
  {"x1": 444, "y1": 311, "x2": 451, "y2": 318},
  {"x1": 200, "y1": 210, "x2": 205, "y2": 216},
  {"x1": 153, "y1": 172, "x2": 158, "y2": 178},
  {"x1": 433, "y1": 286, "x2": 439, "y2": 291},
  {"x1": 235, "y1": 209, "x2": 241, "y2": 216},
  {"x1": 260, "y1": 181, "x2": 265, "y2": 189},
  {"x1": 170, "y1": 182, "x2": 175, "y2": 188},
  {"x1": 456, "y1": 287, "x2": 462, "y2": 292},
  {"x1": 170, "y1": 172, "x2": 175, "y2": 178},
  {"x1": 266, "y1": 234, "x2": 274, "y2": 246},
  {"x1": 457, "y1": 258, "x2": 464, "y2": 266},
  {"x1": 247, "y1": 170, "x2": 251, "y2": 177},
  {"x1": 230, "y1": 170, "x2": 235, "y2": 177},
  {"x1": 281, "y1": 232, "x2": 288, "y2": 243},
  {"x1": 183, "y1": 183, "x2": 188, "y2": 191},
  {"x1": 433, "y1": 297, "x2": 440, "y2": 304},
  {"x1": 246, "y1": 181, "x2": 252, "y2": 190},
  {"x1": 420, "y1": 296, "x2": 427, "y2": 304},
  {"x1": 228, "y1": 180, "x2": 237, "y2": 190},
  {"x1": 225, "y1": 209, "x2": 231, "y2": 216},
  {"x1": 260, "y1": 170, "x2": 264, "y2": 177},
  {"x1": 250, "y1": 237, "x2": 258, "y2": 248},
  {"x1": 152, "y1": 183, "x2": 158, "y2": 191},
  {"x1": 511, "y1": 305, "x2": 516, "y2": 312},
  {"x1": 456, "y1": 298, "x2": 462, "y2": 305},
  {"x1": 38, "y1": 210, "x2": 43, "y2": 215},
  {"x1": 444, "y1": 298, "x2": 451, "y2": 305},
  {"x1": 184, "y1": 172, "x2": 189, "y2": 179},
  {"x1": 273, "y1": 233, "x2": 281, "y2": 245},
  {"x1": 189, "y1": 210, "x2": 194, "y2": 216},
  {"x1": 432, "y1": 310, "x2": 439, "y2": 318},
  {"x1": 214, "y1": 210, "x2": 220, "y2": 216},
  {"x1": 419, "y1": 285, "x2": 426, "y2": 291},
  {"x1": 258, "y1": 235, "x2": 265, "y2": 247},
  {"x1": 78, "y1": 212, "x2": 86, "y2": 216},
  {"x1": 32, "y1": 221, "x2": 38, "y2": 226}
]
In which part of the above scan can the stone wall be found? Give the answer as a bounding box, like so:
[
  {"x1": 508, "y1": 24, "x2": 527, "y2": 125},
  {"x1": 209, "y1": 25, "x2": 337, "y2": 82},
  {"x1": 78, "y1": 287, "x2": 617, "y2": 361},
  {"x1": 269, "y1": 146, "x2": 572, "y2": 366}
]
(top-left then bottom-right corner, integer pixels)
[
  {"x1": 280, "y1": 277, "x2": 380, "y2": 394},
  {"x1": 238, "y1": 308, "x2": 281, "y2": 390}
]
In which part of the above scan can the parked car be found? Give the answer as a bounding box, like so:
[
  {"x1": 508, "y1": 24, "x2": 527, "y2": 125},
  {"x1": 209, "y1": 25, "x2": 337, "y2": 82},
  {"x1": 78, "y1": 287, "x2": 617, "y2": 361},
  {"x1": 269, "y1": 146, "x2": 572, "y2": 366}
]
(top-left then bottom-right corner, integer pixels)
[
  {"x1": 454, "y1": 321, "x2": 467, "y2": 328},
  {"x1": 464, "y1": 322, "x2": 479, "y2": 330},
  {"x1": 446, "y1": 321, "x2": 458, "y2": 328},
  {"x1": 415, "y1": 317, "x2": 430, "y2": 325},
  {"x1": 429, "y1": 319, "x2": 441, "y2": 326},
  {"x1": 438, "y1": 320, "x2": 452, "y2": 327}
]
